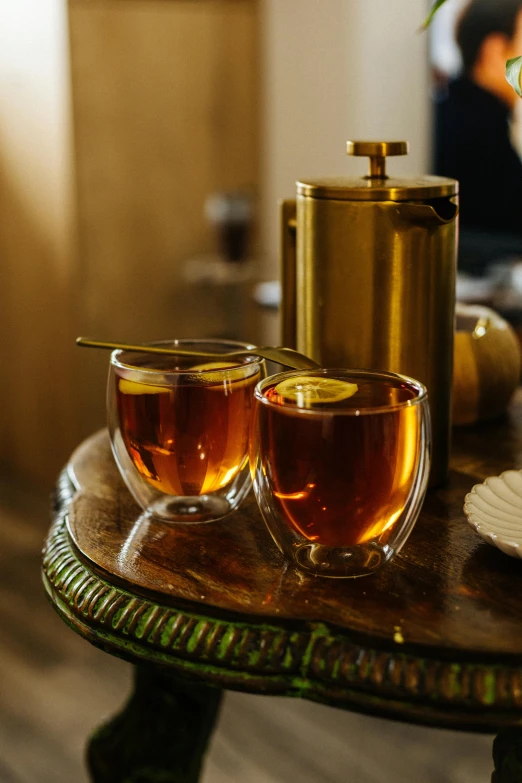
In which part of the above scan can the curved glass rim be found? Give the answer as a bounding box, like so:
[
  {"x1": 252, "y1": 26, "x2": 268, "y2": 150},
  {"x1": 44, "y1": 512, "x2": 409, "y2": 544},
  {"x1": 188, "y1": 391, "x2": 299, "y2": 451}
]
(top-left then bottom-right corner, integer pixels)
[
  {"x1": 254, "y1": 368, "x2": 428, "y2": 416},
  {"x1": 111, "y1": 338, "x2": 262, "y2": 375}
]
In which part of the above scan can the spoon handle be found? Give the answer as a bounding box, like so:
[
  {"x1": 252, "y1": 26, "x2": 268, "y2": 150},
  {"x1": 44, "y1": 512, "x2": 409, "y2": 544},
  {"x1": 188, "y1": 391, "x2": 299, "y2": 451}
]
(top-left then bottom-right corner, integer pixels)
[
  {"x1": 76, "y1": 338, "x2": 245, "y2": 361},
  {"x1": 76, "y1": 337, "x2": 318, "y2": 371}
]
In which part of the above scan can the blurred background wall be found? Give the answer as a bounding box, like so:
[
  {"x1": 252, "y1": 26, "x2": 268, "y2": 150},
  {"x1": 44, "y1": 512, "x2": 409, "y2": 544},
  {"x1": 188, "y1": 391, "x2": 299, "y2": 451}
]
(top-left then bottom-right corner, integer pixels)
[
  {"x1": 0, "y1": 0, "x2": 430, "y2": 485},
  {"x1": 0, "y1": 0, "x2": 78, "y2": 484},
  {"x1": 0, "y1": 0, "x2": 260, "y2": 483},
  {"x1": 261, "y1": 0, "x2": 430, "y2": 278}
]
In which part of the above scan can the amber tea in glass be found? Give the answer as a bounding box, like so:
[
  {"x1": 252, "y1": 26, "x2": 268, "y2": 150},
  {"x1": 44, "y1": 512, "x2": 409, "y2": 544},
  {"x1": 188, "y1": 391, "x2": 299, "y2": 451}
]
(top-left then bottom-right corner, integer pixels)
[
  {"x1": 250, "y1": 369, "x2": 430, "y2": 577},
  {"x1": 108, "y1": 340, "x2": 262, "y2": 523}
]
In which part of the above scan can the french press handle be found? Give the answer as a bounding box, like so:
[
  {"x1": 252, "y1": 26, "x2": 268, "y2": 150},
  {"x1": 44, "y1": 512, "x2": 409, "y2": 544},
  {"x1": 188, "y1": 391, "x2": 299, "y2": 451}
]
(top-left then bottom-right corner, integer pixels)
[
  {"x1": 346, "y1": 140, "x2": 409, "y2": 179},
  {"x1": 280, "y1": 200, "x2": 298, "y2": 349}
]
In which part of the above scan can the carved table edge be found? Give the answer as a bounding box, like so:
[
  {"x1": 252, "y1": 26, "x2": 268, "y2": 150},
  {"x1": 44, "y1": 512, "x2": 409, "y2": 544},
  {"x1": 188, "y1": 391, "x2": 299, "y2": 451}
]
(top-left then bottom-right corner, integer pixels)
[{"x1": 42, "y1": 468, "x2": 522, "y2": 733}]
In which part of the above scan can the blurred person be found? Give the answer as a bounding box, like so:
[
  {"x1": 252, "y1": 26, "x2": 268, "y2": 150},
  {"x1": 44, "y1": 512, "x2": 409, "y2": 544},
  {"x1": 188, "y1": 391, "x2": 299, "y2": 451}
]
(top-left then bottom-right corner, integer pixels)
[{"x1": 434, "y1": 0, "x2": 522, "y2": 239}]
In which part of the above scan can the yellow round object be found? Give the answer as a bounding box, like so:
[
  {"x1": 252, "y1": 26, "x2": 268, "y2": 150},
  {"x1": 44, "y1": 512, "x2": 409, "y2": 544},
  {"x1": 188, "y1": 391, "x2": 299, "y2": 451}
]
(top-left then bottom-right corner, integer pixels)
[
  {"x1": 453, "y1": 304, "x2": 521, "y2": 426},
  {"x1": 274, "y1": 376, "x2": 358, "y2": 405},
  {"x1": 190, "y1": 360, "x2": 252, "y2": 385},
  {"x1": 118, "y1": 378, "x2": 169, "y2": 395},
  {"x1": 190, "y1": 361, "x2": 238, "y2": 372}
]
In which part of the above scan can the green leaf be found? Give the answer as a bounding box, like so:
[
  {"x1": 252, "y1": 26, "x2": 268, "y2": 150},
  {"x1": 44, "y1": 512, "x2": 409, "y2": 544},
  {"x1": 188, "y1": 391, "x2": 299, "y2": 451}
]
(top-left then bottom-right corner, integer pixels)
[
  {"x1": 422, "y1": 0, "x2": 449, "y2": 30},
  {"x1": 506, "y1": 56, "x2": 522, "y2": 97}
]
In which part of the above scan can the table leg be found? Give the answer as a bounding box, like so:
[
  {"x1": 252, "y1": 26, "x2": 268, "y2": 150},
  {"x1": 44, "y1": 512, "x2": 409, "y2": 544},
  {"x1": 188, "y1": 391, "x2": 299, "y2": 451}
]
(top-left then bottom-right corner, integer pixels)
[
  {"x1": 492, "y1": 728, "x2": 522, "y2": 782},
  {"x1": 87, "y1": 665, "x2": 223, "y2": 783}
]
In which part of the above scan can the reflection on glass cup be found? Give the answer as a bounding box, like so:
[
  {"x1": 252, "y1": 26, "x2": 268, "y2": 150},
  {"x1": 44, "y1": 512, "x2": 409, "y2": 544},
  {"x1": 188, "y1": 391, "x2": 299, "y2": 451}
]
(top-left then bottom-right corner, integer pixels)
[
  {"x1": 250, "y1": 369, "x2": 431, "y2": 578},
  {"x1": 108, "y1": 340, "x2": 263, "y2": 523}
]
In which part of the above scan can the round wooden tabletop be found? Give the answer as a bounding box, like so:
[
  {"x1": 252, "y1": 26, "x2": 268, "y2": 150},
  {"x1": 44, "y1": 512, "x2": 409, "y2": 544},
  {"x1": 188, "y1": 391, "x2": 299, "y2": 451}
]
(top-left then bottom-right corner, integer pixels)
[{"x1": 43, "y1": 396, "x2": 522, "y2": 733}]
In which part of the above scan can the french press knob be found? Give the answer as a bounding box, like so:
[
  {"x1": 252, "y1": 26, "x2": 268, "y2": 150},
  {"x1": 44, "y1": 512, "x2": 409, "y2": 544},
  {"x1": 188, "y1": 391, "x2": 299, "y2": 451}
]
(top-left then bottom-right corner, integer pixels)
[{"x1": 346, "y1": 140, "x2": 410, "y2": 179}]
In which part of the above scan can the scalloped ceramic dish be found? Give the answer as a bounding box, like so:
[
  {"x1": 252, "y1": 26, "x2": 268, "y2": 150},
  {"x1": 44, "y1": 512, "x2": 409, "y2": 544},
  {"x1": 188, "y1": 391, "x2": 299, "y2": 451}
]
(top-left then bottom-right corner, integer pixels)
[{"x1": 464, "y1": 470, "x2": 522, "y2": 559}]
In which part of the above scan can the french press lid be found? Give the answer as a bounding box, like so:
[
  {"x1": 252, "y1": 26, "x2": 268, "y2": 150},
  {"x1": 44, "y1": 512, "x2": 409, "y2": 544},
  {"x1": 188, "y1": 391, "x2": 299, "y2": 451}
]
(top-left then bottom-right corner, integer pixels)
[{"x1": 297, "y1": 141, "x2": 458, "y2": 202}]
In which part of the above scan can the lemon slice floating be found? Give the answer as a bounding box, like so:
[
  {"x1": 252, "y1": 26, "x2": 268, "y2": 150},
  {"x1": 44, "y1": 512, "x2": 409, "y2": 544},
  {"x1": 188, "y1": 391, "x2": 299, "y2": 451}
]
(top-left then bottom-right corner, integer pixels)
[
  {"x1": 118, "y1": 378, "x2": 169, "y2": 395},
  {"x1": 190, "y1": 361, "x2": 246, "y2": 384},
  {"x1": 274, "y1": 376, "x2": 358, "y2": 406},
  {"x1": 190, "y1": 362, "x2": 259, "y2": 390},
  {"x1": 190, "y1": 361, "x2": 238, "y2": 372}
]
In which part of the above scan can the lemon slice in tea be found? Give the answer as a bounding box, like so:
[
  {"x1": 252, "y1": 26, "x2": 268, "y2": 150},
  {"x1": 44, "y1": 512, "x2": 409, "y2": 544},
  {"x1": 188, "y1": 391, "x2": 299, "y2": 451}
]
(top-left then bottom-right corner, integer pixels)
[
  {"x1": 274, "y1": 376, "x2": 358, "y2": 406},
  {"x1": 190, "y1": 360, "x2": 258, "y2": 386},
  {"x1": 190, "y1": 361, "x2": 238, "y2": 372},
  {"x1": 118, "y1": 378, "x2": 169, "y2": 395}
]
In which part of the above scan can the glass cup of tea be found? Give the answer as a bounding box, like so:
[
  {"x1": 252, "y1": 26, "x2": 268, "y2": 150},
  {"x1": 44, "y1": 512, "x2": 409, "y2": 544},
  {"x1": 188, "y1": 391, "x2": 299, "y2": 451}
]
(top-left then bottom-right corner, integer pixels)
[
  {"x1": 108, "y1": 339, "x2": 264, "y2": 523},
  {"x1": 250, "y1": 368, "x2": 431, "y2": 578}
]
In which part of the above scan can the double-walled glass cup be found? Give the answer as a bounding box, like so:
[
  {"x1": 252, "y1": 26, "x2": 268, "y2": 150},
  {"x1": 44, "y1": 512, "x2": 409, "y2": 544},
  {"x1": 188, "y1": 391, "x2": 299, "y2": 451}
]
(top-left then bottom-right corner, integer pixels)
[
  {"x1": 108, "y1": 339, "x2": 263, "y2": 523},
  {"x1": 250, "y1": 368, "x2": 431, "y2": 577}
]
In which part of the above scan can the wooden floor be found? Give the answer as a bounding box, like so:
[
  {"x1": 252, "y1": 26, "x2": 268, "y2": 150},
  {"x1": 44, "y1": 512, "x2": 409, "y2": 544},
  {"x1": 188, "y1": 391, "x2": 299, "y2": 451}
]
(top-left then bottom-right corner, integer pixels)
[{"x1": 0, "y1": 472, "x2": 495, "y2": 783}]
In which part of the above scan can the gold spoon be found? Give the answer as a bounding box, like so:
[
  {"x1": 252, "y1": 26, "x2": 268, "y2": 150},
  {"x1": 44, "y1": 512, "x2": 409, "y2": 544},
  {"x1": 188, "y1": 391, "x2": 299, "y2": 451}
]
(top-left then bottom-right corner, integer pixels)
[{"x1": 76, "y1": 337, "x2": 320, "y2": 371}]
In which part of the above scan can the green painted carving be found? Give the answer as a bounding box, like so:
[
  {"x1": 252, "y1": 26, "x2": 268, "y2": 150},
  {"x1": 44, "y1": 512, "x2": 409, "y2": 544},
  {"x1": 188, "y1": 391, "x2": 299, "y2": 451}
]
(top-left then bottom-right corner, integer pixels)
[
  {"x1": 492, "y1": 728, "x2": 522, "y2": 783},
  {"x1": 41, "y1": 469, "x2": 522, "y2": 734},
  {"x1": 88, "y1": 666, "x2": 222, "y2": 783}
]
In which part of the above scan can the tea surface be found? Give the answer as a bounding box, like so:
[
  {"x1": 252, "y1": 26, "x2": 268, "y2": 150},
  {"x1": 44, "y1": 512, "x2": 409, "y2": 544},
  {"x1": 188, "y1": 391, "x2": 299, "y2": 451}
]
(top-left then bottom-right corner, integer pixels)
[
  {"x1": 116, "y1": 357, "x2": 259, "y2": 496},
  {"x1": 257, "y1": 376, "x2": 422, "y2": 547}
]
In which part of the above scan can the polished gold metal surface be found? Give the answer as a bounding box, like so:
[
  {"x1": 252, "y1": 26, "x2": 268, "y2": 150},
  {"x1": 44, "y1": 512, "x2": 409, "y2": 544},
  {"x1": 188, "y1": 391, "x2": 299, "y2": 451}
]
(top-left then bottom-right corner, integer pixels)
[
  {"x1": 281, "y1": 140, "x2": 459, "y2": 486},
  {"x1": 346, "y1": 140, "x2": 409, "y2": 158},
  {"x1": 346, "y1": 140, "x2": 409, "y2": 179},
  {"x1": 297, "y1": 176, "x2": 457, "y2": 201},
  {"x1": 299, "y1": 139, "x2": 458, "y2": 201},
  {"x1": 280, "y1": 201, "x2": 298, "y2": 350}
]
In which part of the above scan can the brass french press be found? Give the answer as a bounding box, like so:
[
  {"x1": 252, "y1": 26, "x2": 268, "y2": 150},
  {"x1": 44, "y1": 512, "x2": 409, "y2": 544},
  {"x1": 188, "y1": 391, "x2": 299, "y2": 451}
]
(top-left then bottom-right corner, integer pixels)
[{"x1": 281, "y1": 141, "x2": 458, "y2": 486}]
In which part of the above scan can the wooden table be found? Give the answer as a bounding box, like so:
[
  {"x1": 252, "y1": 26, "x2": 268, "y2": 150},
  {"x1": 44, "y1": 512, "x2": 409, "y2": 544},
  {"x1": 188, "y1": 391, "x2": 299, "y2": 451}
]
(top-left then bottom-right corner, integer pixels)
[{"x1": 42, "y1": 398, "x2": 522, "y2": 783}]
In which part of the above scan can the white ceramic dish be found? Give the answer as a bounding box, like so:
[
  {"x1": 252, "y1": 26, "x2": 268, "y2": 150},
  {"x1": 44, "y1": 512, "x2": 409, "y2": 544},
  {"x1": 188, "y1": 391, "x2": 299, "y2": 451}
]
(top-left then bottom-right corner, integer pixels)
[{"x1": 464, "y1": 470, "x2": 522, "y2": 559}]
